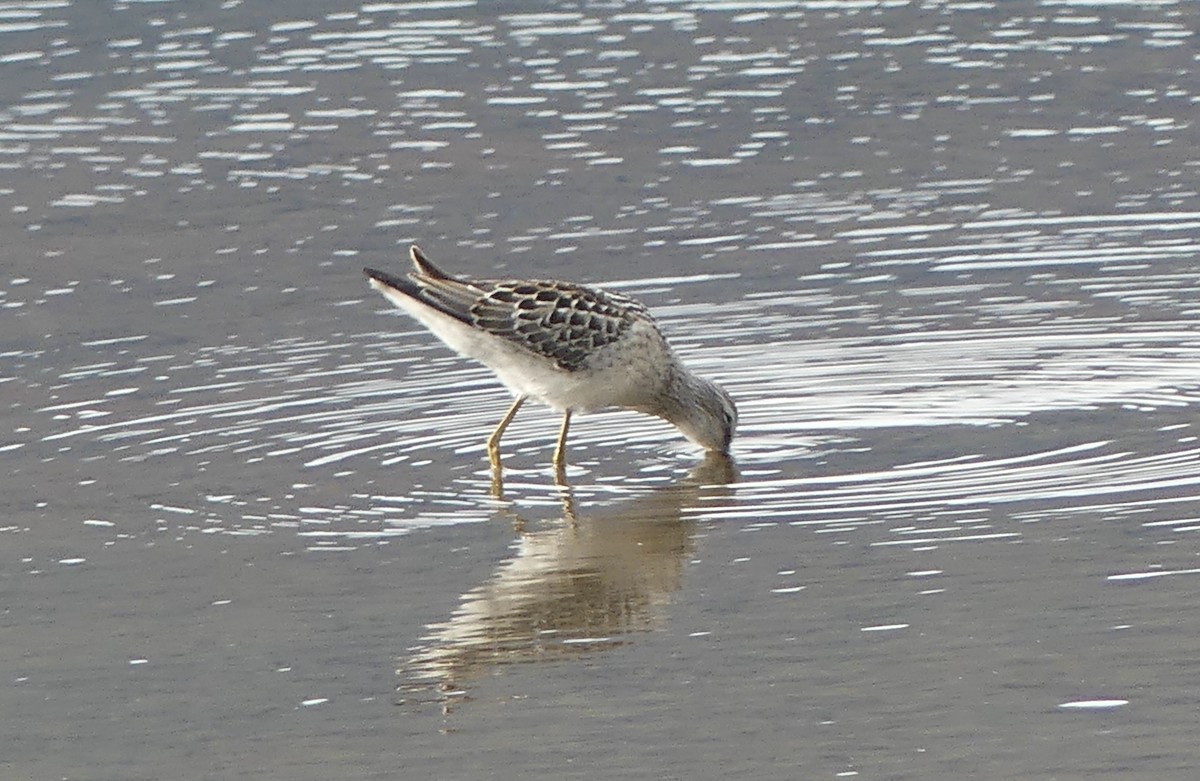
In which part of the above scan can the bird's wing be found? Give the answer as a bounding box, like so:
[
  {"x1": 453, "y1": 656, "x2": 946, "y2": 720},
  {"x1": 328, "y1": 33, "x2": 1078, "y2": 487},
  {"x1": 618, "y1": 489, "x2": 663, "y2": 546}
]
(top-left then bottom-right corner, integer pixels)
[
  {"x1": 366, "y1": 246, "x2": 653, "y2": 372},
  {"x1": 466, "y1": 280, "x2": 650, "y2": 371}
]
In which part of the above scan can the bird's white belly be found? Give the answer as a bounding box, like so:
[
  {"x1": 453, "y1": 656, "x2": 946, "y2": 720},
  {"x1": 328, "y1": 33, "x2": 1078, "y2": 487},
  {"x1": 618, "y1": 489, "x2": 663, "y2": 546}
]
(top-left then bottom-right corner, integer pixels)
[
  {"x1": 493, "y1": 321, "x2": 671, "y2": 413},
  {"x1": 491, "y1": 358, "x2": 639, "y2": 413}
]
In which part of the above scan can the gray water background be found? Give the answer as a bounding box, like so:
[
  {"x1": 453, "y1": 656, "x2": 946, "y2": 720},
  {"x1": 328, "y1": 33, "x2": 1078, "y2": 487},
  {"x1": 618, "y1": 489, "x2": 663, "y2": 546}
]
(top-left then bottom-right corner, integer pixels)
[{"x1": 3, "y1": 1, "x2": 1200, "y2": 779}]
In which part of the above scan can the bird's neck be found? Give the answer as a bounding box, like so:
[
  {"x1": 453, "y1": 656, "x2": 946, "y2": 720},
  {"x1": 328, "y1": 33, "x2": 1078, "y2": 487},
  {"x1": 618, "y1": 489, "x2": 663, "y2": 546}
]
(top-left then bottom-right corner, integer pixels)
[{"x1": 656, "y1": 365, "x2": 708, "y2": 426}]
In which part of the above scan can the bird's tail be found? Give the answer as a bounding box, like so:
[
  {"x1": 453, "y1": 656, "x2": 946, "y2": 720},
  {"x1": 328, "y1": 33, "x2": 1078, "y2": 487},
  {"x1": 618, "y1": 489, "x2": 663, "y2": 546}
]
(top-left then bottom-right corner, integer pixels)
[{"x1": 409, "y1": 245, "x2": 456, "y2": 281}]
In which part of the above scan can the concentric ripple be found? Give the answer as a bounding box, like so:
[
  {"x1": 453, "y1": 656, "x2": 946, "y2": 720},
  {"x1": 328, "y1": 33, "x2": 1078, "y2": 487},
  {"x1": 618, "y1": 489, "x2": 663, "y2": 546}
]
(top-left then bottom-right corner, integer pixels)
[
  {"x1": 1, "y1": 0, "x2": 1196, "y2": 563},
  {"x1": 11, "y1": 240, "x2": 1200, "y2": 557}
]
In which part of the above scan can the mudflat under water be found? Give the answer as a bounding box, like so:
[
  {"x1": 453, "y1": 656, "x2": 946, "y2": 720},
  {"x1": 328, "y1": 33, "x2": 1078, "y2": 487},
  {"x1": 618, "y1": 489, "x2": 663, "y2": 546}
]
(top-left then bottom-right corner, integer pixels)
[{"x1": 3, "y1": 1, "x2": 1200, "y2": 779}]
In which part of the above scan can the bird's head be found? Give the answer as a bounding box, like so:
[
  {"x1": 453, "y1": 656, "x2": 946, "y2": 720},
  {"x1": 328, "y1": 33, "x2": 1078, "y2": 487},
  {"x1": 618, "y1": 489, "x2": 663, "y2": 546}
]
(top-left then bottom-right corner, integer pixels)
[{"x1": 670, "y1": 374, "x2": 737, "y2": 455}]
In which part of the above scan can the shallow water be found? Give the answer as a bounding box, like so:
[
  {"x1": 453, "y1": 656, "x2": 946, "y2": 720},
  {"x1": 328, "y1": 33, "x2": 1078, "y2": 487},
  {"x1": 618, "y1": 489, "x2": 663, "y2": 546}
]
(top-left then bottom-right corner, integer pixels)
[{"x1": 3, "y1": 1, "x2": 1200, "y2": 779}]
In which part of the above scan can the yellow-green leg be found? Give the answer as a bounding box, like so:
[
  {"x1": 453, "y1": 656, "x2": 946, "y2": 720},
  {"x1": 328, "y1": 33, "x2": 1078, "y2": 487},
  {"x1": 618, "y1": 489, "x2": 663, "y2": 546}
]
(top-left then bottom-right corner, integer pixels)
[
  {"x1": 487, "y1": 395, "x2": 526, "y2": 473},
  {"x1": 552, "y1": 411, "x2": 571, "y2": 484}
]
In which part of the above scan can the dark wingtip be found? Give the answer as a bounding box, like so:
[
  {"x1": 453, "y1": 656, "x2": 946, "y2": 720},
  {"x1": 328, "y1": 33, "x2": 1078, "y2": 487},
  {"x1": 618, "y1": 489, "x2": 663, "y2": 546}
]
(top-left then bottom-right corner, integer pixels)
[{"x1": 362, "y1": 266, "x2": 408, "y2": 292}]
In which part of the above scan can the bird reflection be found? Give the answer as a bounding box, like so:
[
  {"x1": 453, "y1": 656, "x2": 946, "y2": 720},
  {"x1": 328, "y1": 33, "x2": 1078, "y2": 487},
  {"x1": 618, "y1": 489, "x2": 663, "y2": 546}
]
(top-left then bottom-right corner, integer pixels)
[{"x1": 398, "y1": 454, "x2": 736, "y2": 710}]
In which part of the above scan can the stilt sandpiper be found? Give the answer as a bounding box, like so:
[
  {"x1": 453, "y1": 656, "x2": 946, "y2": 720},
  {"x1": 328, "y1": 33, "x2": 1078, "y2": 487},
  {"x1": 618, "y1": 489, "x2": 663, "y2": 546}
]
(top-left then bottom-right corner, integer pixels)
[{"x1": 364, "y1": 246, "x2": 736, "y2": 478}]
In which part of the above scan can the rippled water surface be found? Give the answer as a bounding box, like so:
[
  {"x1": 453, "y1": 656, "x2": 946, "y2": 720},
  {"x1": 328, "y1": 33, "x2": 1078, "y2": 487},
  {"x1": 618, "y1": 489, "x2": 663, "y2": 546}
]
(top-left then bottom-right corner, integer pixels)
[{"x1": 3, "y1": 1, "x2": 1199, "y2": 779}]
